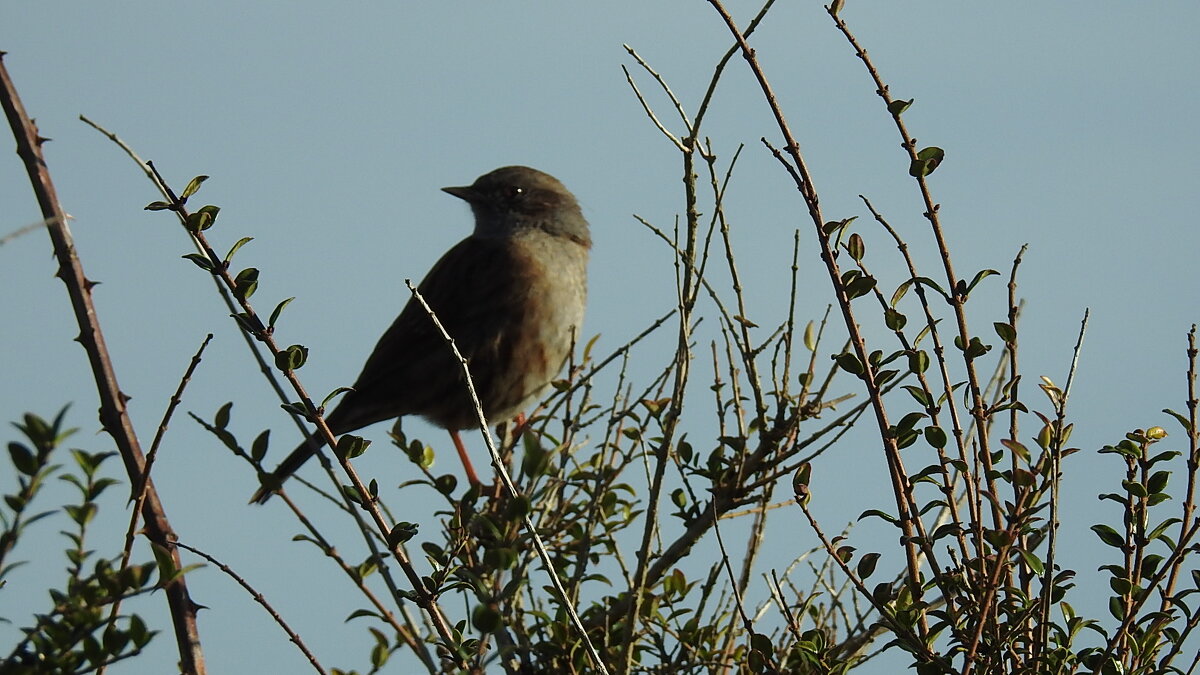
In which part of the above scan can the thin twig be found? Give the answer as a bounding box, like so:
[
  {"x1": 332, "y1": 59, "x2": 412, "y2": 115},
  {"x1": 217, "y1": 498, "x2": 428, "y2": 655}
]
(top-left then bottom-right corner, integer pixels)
[
  {"x1": 0, "y1": 215, "x2": 69, "y2": 247},
  {"x1": 107, "y1": 334, "x2": 212, "y2": 647},
  {"x1": 176, "y1": 542, "x2": 326, "y2": 674}
]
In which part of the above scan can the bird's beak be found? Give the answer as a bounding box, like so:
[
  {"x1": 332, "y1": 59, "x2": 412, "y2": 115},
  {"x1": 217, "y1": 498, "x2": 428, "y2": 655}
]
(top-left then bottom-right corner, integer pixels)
[{"x1": 441, "y1": 185, "x2": 477, "y2": 203}]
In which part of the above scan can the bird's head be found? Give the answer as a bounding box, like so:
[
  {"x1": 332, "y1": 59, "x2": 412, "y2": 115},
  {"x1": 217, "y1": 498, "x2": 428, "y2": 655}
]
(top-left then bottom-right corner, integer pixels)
[{"x1": 443, "y1": 166, "x2": 590, "y2": 247}]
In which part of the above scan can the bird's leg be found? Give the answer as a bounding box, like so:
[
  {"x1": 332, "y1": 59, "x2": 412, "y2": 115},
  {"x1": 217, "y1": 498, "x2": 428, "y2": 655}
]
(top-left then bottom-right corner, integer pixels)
[
  {"x1": 449, "y1": 429, "x2": 483, "y2": 487},
  {"x1": 510, "y1": 412, "x2": 530, "y2": 442}
]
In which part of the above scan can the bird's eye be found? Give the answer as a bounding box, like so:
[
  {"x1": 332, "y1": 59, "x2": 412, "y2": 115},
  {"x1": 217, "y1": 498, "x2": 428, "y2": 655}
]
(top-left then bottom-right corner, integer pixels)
[{"x1": 506, "y1": 185, "x2": 525, "y2": 200}]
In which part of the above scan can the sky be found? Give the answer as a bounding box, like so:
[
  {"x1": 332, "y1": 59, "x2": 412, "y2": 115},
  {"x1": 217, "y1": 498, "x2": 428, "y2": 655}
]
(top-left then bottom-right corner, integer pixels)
[{"x1": 2, "y1": 3, "x2": 1198, "y2": 673}]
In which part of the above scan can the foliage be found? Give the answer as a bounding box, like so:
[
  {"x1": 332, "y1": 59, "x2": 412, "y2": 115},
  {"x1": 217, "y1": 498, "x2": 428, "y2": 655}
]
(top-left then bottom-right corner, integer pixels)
[{"x1": 2, "y1": 410, "x2": 159, "y2": 673}]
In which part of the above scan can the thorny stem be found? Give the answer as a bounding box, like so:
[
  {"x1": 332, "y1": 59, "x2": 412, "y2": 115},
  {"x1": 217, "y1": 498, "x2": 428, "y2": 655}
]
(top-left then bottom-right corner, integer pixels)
[
  {"x1": 827, "y1": 5, "x2": 1004, "y2": 554},
  {"x1": 1162, "y1": 326, "x2": 1199, "y2": 612},
  {"x1": 827, "y1": 9, "x2": 999, "y2": 508},
  {"x1": 1, "y1": 55, "x2": 207, "y2": 674},
  {"x1": 176, "y1": 542, "x2": 327, "y2": 674}
]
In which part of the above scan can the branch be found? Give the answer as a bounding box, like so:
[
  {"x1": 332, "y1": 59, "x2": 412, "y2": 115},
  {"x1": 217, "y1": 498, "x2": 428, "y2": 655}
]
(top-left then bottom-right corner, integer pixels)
[{"x1": 0, "y1": 53, "x2": 207, "y2": 674}]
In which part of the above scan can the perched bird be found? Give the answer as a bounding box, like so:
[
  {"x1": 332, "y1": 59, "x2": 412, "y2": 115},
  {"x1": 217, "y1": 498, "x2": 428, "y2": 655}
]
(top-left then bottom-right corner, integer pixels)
[{"x1": 251, "y1": 166, "x2": 590, "y2": 503}]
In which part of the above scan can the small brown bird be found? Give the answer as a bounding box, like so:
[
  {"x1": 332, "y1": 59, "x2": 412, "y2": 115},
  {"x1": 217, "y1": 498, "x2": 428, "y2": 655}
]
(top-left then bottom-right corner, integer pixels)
[{"x1": 251, "y1": 166, "x2": 590, "y2": 503}]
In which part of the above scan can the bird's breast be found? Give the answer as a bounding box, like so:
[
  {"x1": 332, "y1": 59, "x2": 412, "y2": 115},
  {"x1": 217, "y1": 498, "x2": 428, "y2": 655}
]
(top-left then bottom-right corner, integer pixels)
[{"x1": 486, "y1": 232, "x2": 589, "y2": 419}]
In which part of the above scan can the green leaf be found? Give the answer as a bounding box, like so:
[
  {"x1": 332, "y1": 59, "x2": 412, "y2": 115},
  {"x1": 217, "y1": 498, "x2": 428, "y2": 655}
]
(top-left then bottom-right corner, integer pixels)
[
  {"x1": 1162, "y1": 408, "x2": 1193, "y2": 433},
  {"x1": 269, "y1": 297, "x2": 295, "y2": 328},
  {"x1": 955, "y1": 336, "x2": 992, "y2": 359},
  {"x1": 8, "y1": 442, "x2": 37, "y2": 475},
  {"x1": 251, "y1": 430, "x2": 270, "y2": 463},
  {"x1": 896, "y1": 412, "x2": 926, "y2": 434},
  {"x1": 504, "y1": 495, "x2": 531, "y2": 520},
  {"x1": 434, "y1": 473, "x2": 456, "y2": 494},
  {"x1": 233, "y1": 267, "x2": 259, "y2": 300},
  {"x1": 1147, "y1": 518, "x2": 1181, "y2": 543},
  {"x1": 336, "y1": 434, "x2": 371, "y2": 460},
  {"x1": 322, "y1": 387, "x2": 353, "y2": 409},
  {"x1": 183, "y1": 205, "x2": 221, "y2": 233},
  {"x1": 387, "y1": 521, "x2": 419, "y2": 546},
  {"x1": 857, "y1": 552, "x2": 881, "y2": 579},
  {"x1": 822, "y1": 219, "x2": 846, "y2": 236},
  {"x1": 5, "y1": 493, "x2": 26, "y2": 512},
  {"x1": 750, "y1": 631, "x2": 773, "y2": 654},
  {"x1": 671, "y1": 488, "x2": 687, "y2": 509},
  {"x1": 907, "y1": 350, "x2": 929, "y2": 374},
  {"x1": 903, "y1": 385, "x2": 932, "y2": 408},
  {"x1": 341, "y1": 485, "x2": 363, "y2": 505},
  {"x1": 888, "y1": 99, "x2": 913, "y2": 116},
  {"x1": 909, "y1": 146, "x2": 946, "y2": 177},
  {"x1": 150, "y1": 542, "x2": 179, "y2": 583},
  {"x1": 1147, "y1": 470, "x2": 1170, "y2": 495},
  {"x1": 231, "y1": 312, "x2": 262, "y2": 334},
  {"x1": 792, "y1": 463, "x2": 812, "y2": 505},
  {"x1": 274, "y1": 344, "x2": 309, "y2": 371},
  {"x1": 370, "y1": 642, "x2": 390, "y2": 669},
  {"x1": 65, "y1": 502, "x2": 98, "y2": 526},
  {"x1": 884, "y1": 308, "x2": 907, "y2": 331},
  {"x1": 912, "y1": 276, "x2": 949, "y2": 301},
  {"x1": 214, "y1": 402, "x2": 233, "y2": 429},
  {"x1": 924, "y1": 426, "x2": 947, "y2": 449},
  {"x1": 224, "y1": 237, "x2": 254, "y2": 264},
  {"x1": 181, "y1": 175, "x2": 209, "y2": 199},
  {"x1": 844, "y1": 273, "x2": 877, "y2": 300},
  {"x1": 895, "y1": 428, "x2": 921, "y2": 449},
  {"x1": 472, "y1": 605, "x2": 502, "y2": 633},
  {"x1": 891, "y1": 279, "x2": 912, "y2": 307},
  {"x1": 181, "y1": 253, "x2": 215, "y2": 272},
  {"x1": 1109, "y1": 576, "x2": 1133, "y2": 595},
  {"x1": 961, "y1": 269, "x2": 999, "y2": 298},
  {"x1": 144, "y1": 200, "x2": 173, "y2": 211},
  {"x1": 280, "y1": 401, "x2": 310, "y2": 419},
  {"x1": 1018, "y1": 549, "x2": 1045, "y2": 575},
  {"x1": 1001, "y1": 438, "x2": 1031, "y2": 463},
  {"x1": 835, "y1": 352, "x2": 864, "y2": 376},
  {"x1": 994, "y1": 321, "x2": 1016, "y2": 343},
  {"x1": 860, "y1": 509, "x2": 898, "y2": 525},
  {"x1": 1091, "y1": 524, "x2": 1125, "y2": 549},
  {"x1": 185, "y1": 210, "x2": 212, "y2": 233},
  {"x1": 847, "y1": 233, "x2": 865, "y2": 262},
  {"x1": 195, "y1": 204, "x2": 220, "y2": 225}
]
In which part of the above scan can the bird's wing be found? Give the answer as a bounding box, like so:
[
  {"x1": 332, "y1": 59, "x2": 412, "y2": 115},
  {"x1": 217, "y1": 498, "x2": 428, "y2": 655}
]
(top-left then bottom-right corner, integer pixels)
[{"x1": 324, "y1": 236, "x2": 526, "y2": 433}]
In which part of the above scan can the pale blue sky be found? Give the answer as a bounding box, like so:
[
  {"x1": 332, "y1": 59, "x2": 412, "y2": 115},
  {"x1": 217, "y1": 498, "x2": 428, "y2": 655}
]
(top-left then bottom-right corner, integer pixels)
[{"x1": 3, "y1": 4, "x2": 1198, "y2": 673}]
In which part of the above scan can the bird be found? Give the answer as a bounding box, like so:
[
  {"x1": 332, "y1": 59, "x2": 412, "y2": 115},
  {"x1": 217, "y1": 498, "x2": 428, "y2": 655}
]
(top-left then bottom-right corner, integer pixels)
[{"x1": 251, "y1": 166, "x2": 590, "y2": 503}]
